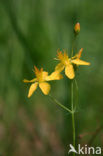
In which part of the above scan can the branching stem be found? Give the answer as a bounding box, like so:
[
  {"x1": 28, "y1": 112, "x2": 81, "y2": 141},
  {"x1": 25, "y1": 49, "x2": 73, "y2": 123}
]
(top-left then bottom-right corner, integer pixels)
[{"x1": 49, "y1": 94, "x2": 72, "y2": 114}]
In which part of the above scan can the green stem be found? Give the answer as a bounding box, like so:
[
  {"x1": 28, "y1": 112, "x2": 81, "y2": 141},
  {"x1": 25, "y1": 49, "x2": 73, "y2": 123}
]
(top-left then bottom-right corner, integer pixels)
[
  {"x1": 71, "y1": 34, "x2": 77, "y2": 57},
  {"x1": 71, "y1": 81, "x2": 76, "y2": 156},
  {"x1": 49, "y1": 94, "x2": 72, "y2": 114},
  {"x1": 74, "y1": 78, "x2": 79, "y2": 111}
]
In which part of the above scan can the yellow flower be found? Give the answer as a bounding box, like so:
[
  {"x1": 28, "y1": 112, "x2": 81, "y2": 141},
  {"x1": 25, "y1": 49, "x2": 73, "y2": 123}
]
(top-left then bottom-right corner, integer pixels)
[
  {"x1": 55, "y1": 48, "x2": 90, "y2": 79},
  {"x1": 55, "y1": 49, "x2": 75, "y2": 79},
  {"x1": 23, "y1": 66, "x2": 62, "y2": 98}
]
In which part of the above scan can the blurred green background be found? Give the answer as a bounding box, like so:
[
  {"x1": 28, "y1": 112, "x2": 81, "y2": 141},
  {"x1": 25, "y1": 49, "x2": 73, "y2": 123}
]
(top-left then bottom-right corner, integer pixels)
[{"x1": 0, "y1": 0, "x2": 103, "y2": 155}]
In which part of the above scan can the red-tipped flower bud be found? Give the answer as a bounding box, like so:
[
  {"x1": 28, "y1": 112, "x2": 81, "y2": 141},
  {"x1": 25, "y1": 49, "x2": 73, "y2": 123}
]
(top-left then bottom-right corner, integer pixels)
[{"x1": 74, "y1": 22, "x2": 80, "y2": 34}]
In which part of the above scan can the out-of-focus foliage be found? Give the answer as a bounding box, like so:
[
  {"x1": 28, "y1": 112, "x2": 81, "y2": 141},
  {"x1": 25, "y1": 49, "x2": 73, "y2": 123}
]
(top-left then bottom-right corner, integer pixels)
[{"x1": 0, "y1": 0, "x2": 103, "y2": 155}]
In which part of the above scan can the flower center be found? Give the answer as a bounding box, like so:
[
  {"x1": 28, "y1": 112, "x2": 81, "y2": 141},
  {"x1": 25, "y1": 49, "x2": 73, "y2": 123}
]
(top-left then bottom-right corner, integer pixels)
[{"x1": 58, "y1": 52, "x2": 70, "y2": 66}]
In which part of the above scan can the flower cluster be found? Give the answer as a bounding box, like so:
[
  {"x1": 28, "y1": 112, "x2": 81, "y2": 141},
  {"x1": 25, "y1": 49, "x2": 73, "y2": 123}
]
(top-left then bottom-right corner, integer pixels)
[{"x1": 23, "y1": 48, "x2": 90, "y2": 98}]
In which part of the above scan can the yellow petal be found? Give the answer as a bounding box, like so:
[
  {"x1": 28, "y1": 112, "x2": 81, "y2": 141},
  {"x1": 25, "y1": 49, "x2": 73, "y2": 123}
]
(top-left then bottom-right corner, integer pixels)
[
  {"x1": 28, "y1": 82, "x2": 38, "y2": 98},
  {"x1": 39, "y1": 82, "x2": 51, "y2": 95},
  {"x1": 71, "y1": 48, "x2": 83, "y2": 59},
  {"x1": 72, "y1": 59, "x2": 90, "y2": 65},
  {"x1": 55, "y1": 63, "x2": 64, "y2": 72},
  {"x1": 46, "y1": 71, "x2": 63, "y2": 81},
  {"x1": 23, "y1": 78, "x2": 37, "y2": 83},
  {"x1": 42, "y1": 71, "x2": 48, "y2": 80},
  {"x1": 71, "y1": 54, "x2": 77, "y2": 59},
  {"x1": 78, "y1": 48, "x2": 83, "y2": 59},
  {"x1": 65, "y1": 65, "x2": 75, "y2": 79}
]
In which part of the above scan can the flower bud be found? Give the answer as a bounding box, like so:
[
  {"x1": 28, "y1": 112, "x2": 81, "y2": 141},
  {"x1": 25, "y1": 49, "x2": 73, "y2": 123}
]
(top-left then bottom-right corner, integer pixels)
[{"x1": 74, "y1": 22, "x2": 80, "y2": 34}]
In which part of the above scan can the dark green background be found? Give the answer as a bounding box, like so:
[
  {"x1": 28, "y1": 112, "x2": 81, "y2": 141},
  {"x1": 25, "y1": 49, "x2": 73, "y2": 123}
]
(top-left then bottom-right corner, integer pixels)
[{"x1": 0, "y1": 0, "x2": 103, "y2": 155}]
